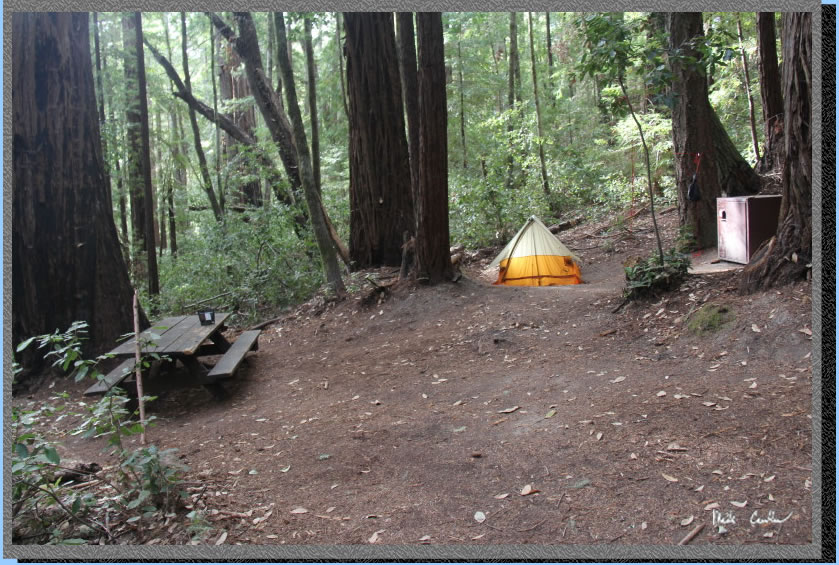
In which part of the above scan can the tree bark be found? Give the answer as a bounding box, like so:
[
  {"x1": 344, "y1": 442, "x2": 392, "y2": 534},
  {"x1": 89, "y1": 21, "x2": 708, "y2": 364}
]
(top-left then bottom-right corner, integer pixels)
[
  {"x1": 92, "y1": 13, "x2": 112, "y2": 200},
  {"x1": 12, "y1": 12, "x2": 142, "y2": 378},
  {"x1": 304, "y1": 16, "x2": 322, "y2": 194},
  {"x1": 181, "y1": 12, "x2": 223, "y2": 222},
  {"x1": 667, "y1": 12, "x2": 761, "y2": 249},
  {"x1": 272, "y1": 12, "x2": 346, "y2": 294},
  {"x1": 756, "y1": 12, "x2": 785, "y2": 173},
  {"x1": 218, "y1": 22, "x2": 262, "y2": 207},
  {"x1": 415, "y1": 13, "x2": 454, "y2": 284},
  {"x1": 161, "y1": 13, "x2": 180, "y2": 257},
  {"x1": 741, "y1": 12, "x2": 811, "y2": 291},
  {"x1": 528, "y1": 12, "x2": 550, "y2": 198},
  {"x1": 736, "y1": 14, "x2": 761, "y2": 163},
  {"x1": 396, "y1": 12, "x2": 420, "y2": 215},
  {"x1": 125, "y1": 12, "x2": 159, "y2": 295},
  {"x1": 344, "y1": 12, "x2": 415, "y2": 268}
]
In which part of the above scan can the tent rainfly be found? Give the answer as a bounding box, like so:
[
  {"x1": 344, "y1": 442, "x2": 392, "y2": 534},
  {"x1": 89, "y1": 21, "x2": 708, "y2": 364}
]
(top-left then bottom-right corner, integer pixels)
[{"x1": 489, "y1": 216, "x2": 582, "y2": 286}]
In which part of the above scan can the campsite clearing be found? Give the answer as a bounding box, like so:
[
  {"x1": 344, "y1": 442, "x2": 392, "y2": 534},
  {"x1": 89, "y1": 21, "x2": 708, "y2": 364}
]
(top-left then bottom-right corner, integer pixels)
[{"x1": 17, "y1": 210, "x2": 814, "y2": 547}]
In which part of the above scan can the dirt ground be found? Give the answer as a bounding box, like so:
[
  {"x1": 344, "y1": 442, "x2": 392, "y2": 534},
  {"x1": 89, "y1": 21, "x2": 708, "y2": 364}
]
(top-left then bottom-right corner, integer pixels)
[{"x1": 14, "y1": 208, "x2": 815, "y2": 548}]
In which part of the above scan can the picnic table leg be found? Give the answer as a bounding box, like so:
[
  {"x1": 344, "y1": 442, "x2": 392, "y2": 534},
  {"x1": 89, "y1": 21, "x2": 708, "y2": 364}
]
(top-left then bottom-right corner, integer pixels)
[
  {"x1": 209, "y1": 331, "x2": 232, "y2": 354},
  {"x1": 182, "y1": 356, "x2": 228, "y2": 400}
]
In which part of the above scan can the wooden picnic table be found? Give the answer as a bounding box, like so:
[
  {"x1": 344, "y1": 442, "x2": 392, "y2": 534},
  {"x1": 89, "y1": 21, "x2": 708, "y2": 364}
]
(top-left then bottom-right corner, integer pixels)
[{"x1": 85, "y1": 313, "x2": 260, "y2": 398}]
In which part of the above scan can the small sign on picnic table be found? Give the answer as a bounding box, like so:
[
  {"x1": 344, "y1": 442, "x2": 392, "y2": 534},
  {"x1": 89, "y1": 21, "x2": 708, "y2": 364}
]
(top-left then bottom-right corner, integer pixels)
[{"x1": 198, "y1": 310, "x2": 216, "y2": 326}]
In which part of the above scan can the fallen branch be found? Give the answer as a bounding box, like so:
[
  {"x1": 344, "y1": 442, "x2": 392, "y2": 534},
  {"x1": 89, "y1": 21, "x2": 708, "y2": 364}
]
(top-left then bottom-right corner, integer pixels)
[
  {"x1": 248, "y1": 316, "x2": 284, "y2": 331},
  {"x1": 184, "y1": 292, "x2": 232, "y2": 310},
  {"x1": 678, "y1": 522, "x2": 704, "y2": 545}
]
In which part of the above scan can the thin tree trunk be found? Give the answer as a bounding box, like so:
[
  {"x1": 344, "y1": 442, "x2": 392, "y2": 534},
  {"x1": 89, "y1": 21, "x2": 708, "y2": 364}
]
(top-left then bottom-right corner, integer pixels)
[
  {"x1": 161, "y1": 13, "x2": 180, "y2": 257},
  {"x1": 528, "y1": 12, "x2": 550, "y2": 198},
  {"x1": 756, "y1": 12, "x2": 784, "y2": 173},
  {"x1": 545, "y1": 12, "x2": 554, "y2": 104},
  {"x1": 396, "y1": 12, "x2": 420, "y2": 211},
  {"x1": 304, "y1": 16, "x2": 322, "y2": 194},
  {"x1": 92, "y1": 13, "x2": 112, "y2": 201},
  {"x1": 122, "y1": 13, "x2": 146, "y2": 277},
  {"x1": 737, "y1": 14, "x2": 761, "y2": 163},
  {"x1": 272, "y1": 12, "x2": 346, "y2": 294},
  {"x1": 210, "y1": 20, "x2": 225, "y2": 212},
  {"x1": 415, "y1": 12, "x2": 454, "y2": 284},
  {"x1": 506, "y1": 12, "x2": 522, "y2": 191},
  {"x1": 181, "y1": 12, "x2": 223, "y2": 221},
  {"x1": 336, "y1": 13, "x2": 350, "y2": 121},
  {"x1": 457, "y1": 39, "x2": 467, "y2": 169}
]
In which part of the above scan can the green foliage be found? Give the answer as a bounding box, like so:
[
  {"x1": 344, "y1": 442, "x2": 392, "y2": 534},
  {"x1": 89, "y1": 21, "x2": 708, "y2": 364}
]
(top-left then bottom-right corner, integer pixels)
[
  {"x1": 623, "y1": 249, "x2": 690, "y2": 300},
  {"x1": 156, "y1": 205, "x2": 323, "y2": 323},
  {"x1": 12, "y1": 330, "x2": 187, "y2": 544}
]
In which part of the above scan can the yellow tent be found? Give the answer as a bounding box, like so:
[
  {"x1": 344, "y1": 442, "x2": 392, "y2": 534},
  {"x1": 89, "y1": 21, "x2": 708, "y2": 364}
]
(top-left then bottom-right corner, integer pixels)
[{"x1": 489, "y1": 216, "x2": 582, "y2": 286}]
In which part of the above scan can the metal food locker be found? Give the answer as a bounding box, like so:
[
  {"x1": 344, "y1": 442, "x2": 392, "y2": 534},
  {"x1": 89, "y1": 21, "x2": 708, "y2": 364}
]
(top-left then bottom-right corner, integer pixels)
[{"x1": 717, "y1": 195, "x2": 782, "y2": 264}]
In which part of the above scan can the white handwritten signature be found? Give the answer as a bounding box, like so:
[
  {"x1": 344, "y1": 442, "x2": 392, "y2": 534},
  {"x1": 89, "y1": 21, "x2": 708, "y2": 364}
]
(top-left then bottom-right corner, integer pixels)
[{"x1": 711, "y1": 509, "x2": 793, "y2": 528}]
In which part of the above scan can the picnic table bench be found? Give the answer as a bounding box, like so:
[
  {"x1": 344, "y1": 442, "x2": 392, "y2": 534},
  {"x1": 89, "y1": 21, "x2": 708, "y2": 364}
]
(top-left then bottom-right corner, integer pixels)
[{"x1": 84, "y1": 313, "x2": 260, "y2": 398}]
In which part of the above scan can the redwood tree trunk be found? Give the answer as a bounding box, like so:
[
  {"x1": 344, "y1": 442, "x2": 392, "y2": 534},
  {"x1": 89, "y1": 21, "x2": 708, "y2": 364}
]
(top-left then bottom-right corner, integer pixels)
[
  {"x1": 219, "y1": 33, "x2": 262, "y2": 207},
  {"x1": 667, "y1": 12, "x2": 761, "y2": 249},
  {"x1": 415, "y1": 13, "x2": 454, "y2": 284},
  {"x1": 396, "y1": 12, "x2": 420, "y2": 214},
  {"x1": 304, "y1": 16, "x2": 322, "y2": 194},
  {"x1": 756, "y1": 12, "x2": 785, "y2": 173},
  {"x1": 344, "y1": 12, "x2": 415, "y2": 267},
  {"x1": 741, "y1": 12, "x2": 811, "y2": 291},
  {"x1": 12, "y1": 12, "x2": 142, "y2": 378}
]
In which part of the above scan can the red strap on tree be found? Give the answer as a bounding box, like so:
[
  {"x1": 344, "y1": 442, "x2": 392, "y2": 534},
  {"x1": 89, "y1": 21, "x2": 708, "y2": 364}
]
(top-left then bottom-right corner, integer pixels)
[{"x1": 693, "y1": 153, "x2": 702, "y2": 175}]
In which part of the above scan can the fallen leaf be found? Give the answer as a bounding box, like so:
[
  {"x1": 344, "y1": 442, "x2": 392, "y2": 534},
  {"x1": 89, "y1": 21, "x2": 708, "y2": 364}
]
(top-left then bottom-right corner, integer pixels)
[
  {"x1": 290, "y1": 507, "x2": 309, "y2": 514},
  {"x1": 215, "y1": 531, "x2": 227, "y2": 545},
  {"x1": 730, "y1": 500, "x2": 748, "y2": 508},
  {"x1": 695, "y1": 485, "x2": 705, "y2": 492},
  {"x1": 453, "y1": 426, "x2": 467, "y2": 433},
  {"x1": 662, "y1": 473, "x2": 679, "y2": 482},
  {"x1": 673, "y1": 393, "x2": 690, "y2": 399},
  {"x1": 712, "y1": 470, "x2": 723, "y2": 475},
  {"x1": 666, "y1": 442, "x2": 687, "y2": 451},
  {"x1": 751, "y1": 324, "x2": 761, "y2": 333},
  {"x1": 494, "y1": 493, "x2": 510, "y2": 499},
  {"x1": 680, "y1": 515, "x2": 695, "y2": 527},
  {"x1": 610, "y1": 376, "x2": 626, "y2": 384},
  {"x1": 318, "y1": 454, "x2": 331, "y2": 460},
  {"x1": 248, "y1": 469, "x2": 258, "y2": 475},
  {"x1": 499, "y1": 406, "x2": 520, "y2": 414},
  {"x1": 702, "y1": 401, "x2": 717, "y2": 407},
  {"x1": 280, "y1": 465, "x2": 291, "y2": 473},
  {"x1": 418, "y1": 534, "x2": 431, "y2": 542},
  {"x1": 704, "y1": 502, "x2": 720, "y2": 510},
  {"x1": 768, "y1": 493, "x2": 775, "y2": 501},
  {"x1": 569, "y1": 478, "x2": 591, "y2": 489},
  {"x1": 764, "y1": 475, "x2": 776, "y2": 482},
  {"x1": 474, "y1": 511, "x2": 486, "y2": 523},
  {"x1": 641, "y1": 521, "x2": 647, "y2": 530},
  {"x1": 368, "y1": 529, "x2": 385, "y2": 543},
  {"x1": 749, "y1": 382, "x2": 757, "y2": 389},
  {"x1": 520, "y1": 484, "x2": 539, "y2": 496},
  {"x1": 596, "y1": 431, "x2": 603, "y2": 441},
  {"x1": 544, "y1": 409, "x2": 557, "y2": 419},
  {"x1": 453, "y1": 400, "x2": 464, "y2": 406},
  {"x1": 656, "y1": 390, "x2": 667, "y2": 397},
  {"x1": 799, "y1": 327, "x2": 812, "y2": 336},
  {"x1": 630, "y1": 453, "x2": 638, "y2": 460},
  {"x1": 471, "y1": 533, "x2": 485, "y2": 540}
]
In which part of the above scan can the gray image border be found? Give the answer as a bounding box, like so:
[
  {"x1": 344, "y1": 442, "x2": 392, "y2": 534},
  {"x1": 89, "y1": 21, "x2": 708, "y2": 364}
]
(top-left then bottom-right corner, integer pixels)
[{"x1": 3, "y1": 0, "x2": 826, "y2": 562}]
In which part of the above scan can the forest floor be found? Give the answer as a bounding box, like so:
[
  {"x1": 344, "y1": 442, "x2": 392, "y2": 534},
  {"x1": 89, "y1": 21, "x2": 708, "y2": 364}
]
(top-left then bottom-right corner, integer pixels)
[{"x1": 14, "y1": 207, "x2": 815, "y2": 549}]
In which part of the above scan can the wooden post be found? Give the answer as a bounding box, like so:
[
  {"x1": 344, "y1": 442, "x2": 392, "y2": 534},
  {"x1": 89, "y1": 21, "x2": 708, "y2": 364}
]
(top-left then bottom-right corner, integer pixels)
[{"x1": 133, "y1": 290, "x2": 147, "y2": 445}]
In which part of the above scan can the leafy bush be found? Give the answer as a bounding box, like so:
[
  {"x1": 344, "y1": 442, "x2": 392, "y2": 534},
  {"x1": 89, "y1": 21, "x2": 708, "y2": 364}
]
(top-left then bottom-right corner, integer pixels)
[
  {"x1": 11, "y1": 327, "x2": 188, "y2": 544},
  {"x1": 624, "y1": 249, "x2": 690, "y2": 300}
]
